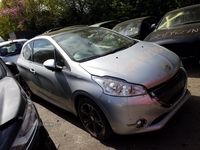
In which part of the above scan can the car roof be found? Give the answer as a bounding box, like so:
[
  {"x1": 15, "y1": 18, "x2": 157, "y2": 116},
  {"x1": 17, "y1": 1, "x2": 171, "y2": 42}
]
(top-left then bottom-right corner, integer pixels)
[
  {"x1": 165, "y1": 4, "x2": 200, "y2": 14},
  {"x1": 41, "y1": 26, "x2": 91, "y2": 37},
  {"x1": 42, "y1": 25, "x2": 88, "y2": 34},
  {"x1": 0, "y1": 39, "x2": 28, "y2": 46}
]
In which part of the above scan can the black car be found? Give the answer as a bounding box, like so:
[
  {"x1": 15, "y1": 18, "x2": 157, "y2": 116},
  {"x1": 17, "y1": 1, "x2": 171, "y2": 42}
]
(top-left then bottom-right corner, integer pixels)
[
  {"x1": 144, "y1": 4, "x2": 200, "y2": 63},
  {"x1": 112, "y1": 16, "x2": 158, "y2": 40},
  {"x1": 0, "y1": 59, "x2": 56, "y2": 150}
]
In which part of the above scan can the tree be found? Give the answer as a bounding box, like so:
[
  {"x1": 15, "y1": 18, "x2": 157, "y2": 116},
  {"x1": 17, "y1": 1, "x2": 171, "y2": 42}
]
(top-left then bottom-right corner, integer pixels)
[
  {"x1": 23, "y1": 0, "x2": 70, "y2": 33},
  {"x1": 0, "y1": 0, "x2": 26, "y2": 39},
  {"x1": 0, "y1": 0, "x2": 200, "y2": 40}
]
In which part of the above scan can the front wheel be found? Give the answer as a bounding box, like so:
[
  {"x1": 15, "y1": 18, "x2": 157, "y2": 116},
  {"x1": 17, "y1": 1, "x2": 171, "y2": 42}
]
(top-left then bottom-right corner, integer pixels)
[{"x1": 78, "y1": 97, "x2": 112, "y2": 140}]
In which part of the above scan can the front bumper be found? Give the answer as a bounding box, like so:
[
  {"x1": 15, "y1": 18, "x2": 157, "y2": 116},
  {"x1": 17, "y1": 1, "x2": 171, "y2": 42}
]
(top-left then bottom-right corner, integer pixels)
[
  {"x1": 98, "y1": 89, "x2": 191, "y2": 135},
  {"x1": 27, "y1": 119, "x2": 56, "y2": 150},
  {"x1": 9, "y1": 102, "x2": 57, "y2": 150}
]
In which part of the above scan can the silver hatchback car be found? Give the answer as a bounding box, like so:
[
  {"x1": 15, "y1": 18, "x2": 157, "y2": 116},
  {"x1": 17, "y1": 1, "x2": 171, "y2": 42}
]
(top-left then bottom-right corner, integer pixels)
[{"x1": 17, "y1": 26, "x2": 190, "y2": 140}]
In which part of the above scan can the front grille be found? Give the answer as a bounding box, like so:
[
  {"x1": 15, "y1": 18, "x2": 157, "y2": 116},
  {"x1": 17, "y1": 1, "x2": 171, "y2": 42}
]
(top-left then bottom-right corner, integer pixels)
[{"x1": 149, "y1": 69, "x2": 187, "y2": 108}]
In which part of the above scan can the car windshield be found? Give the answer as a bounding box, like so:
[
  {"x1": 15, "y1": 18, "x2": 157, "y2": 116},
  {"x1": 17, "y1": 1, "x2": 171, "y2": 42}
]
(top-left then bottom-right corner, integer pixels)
[
  {"x1": 158, "y1": 6, "x2": 200, "y2": 29},
  {"x1": 53, "y1": 27, "x2": 134, "y2": 62},
  {"x1": 112, "y1": 19, "x2": 143, "y2": 37},
  {"x1": 0, "y1": 42, "x2": 25, "y2": 57}
]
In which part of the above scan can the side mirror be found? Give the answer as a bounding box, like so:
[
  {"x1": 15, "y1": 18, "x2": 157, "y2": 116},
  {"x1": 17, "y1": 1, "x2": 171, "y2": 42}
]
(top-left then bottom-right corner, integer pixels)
[
  {"x1": 150, "y1": 24, "x2": 156, "y2": 31},
  {"x1": 5, "y1": 62, "x2": 19, "y2": 75},
  {"x1": 43, "y1": 59, "x2": 62, "y2": 71}
]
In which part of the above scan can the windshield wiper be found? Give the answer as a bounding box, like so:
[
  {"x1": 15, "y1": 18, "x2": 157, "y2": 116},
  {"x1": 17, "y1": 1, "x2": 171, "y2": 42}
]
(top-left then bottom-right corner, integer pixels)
[
  {"x1": 77, "y1": 41, "x2": 137, "y2": 62},
  {"x1": 103, "y1": 42, "x2": 136, "y2": 56},
  {"x1": 101, "y1": 47, "x2": 125, "y2": 56},
  {"x1": 78, "y1": 46, "x2": 129, "y2": 62}
]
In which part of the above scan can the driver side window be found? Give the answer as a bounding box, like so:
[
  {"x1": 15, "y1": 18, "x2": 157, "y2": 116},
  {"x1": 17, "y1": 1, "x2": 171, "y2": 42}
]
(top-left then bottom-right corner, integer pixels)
[
  {"x1": 33, "y1": 39, "x2": 54, "y2": 64},
  {"x1": 56, "y1": 51, "x2": 65, "y2": 67}
]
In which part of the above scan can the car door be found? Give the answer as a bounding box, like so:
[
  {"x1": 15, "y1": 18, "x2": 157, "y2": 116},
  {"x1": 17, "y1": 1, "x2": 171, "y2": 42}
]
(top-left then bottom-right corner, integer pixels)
[
  {"x1": 31, "y1": 39, "x2": 72, "y2": 108},
  {"x1": 17, "y1": 41, "x2": 41, "y2": 95}
]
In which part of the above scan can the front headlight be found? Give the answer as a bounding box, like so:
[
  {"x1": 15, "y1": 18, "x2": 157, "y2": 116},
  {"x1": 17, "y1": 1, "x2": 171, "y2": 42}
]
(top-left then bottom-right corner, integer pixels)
[
  {"x1": 92, "y1": 76, "x2": 147, "y2": 96},
  {"x1": 11, "y1": 100, "x2": 38, "y2": 150}
]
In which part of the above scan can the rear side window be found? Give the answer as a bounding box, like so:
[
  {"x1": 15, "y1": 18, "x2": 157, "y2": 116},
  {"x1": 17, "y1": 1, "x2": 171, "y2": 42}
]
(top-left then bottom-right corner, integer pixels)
[{"x1": 23, "y1": 42, "x2": 33, "y2": 60}]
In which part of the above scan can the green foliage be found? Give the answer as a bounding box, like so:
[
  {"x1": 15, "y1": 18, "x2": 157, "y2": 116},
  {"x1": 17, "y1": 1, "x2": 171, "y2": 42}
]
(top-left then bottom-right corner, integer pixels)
[
  {"x1": 0, "y1": 0, "x2": 26, "y2": 39},
  {"x1": 0, "y1": 0, "x2": 199, "y2": 39}
]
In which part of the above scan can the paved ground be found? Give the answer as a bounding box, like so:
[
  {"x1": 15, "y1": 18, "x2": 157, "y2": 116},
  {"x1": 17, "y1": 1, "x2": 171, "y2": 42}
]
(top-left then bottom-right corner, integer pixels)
[{"x1": 33, "y1": 62, "x2": 200, "y2": 150}]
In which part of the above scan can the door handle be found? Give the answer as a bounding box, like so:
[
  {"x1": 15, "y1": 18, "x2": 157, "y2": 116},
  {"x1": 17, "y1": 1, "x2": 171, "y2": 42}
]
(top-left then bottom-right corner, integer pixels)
[{"x1": 30, "y1": 69, "x2": 36, "y2": 74}]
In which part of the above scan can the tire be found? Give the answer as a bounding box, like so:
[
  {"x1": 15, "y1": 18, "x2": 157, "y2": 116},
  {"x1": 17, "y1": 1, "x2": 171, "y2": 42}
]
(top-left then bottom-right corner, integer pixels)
[
  {"x1": 43, "y1": 137, "x2": 57, "y2": 150},
  {"x1": 78, "y1": 97, "x2": 112, "y2": 140}
]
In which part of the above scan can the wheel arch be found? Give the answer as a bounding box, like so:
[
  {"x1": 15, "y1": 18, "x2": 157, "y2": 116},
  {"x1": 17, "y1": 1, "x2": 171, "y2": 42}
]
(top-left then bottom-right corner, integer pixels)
[
  {"x1": 72, "y1": 90, "x2": 111, "y2": 126},
  {"x1": 72, "y1": 90, "x2": 100, "y2": 116},
  {"x1": 72, "y1": 90, "x2": 113, "y2": 140}
]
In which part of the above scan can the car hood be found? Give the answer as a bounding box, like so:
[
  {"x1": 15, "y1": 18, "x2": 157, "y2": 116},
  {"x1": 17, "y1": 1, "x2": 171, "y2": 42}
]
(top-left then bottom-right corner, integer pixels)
[
  {"x1": 80, "y1": 41, "x2": 181, "y2": 88},
  {"x1": 0, "y1": 77, "x2": 25, "y2": 125},
  {"x1": 144, "y1": 23, "x2": 200, "y2": 44}
]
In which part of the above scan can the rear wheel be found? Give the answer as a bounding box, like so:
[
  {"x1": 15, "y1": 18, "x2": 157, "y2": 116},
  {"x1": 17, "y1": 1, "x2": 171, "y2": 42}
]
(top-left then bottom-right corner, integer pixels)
[
  {"x1": 43, "y1": 136, "x2": 57, "y2": 150},
  {"x1": 78, "y1": 97, "x2": 112, "y2": 140}
]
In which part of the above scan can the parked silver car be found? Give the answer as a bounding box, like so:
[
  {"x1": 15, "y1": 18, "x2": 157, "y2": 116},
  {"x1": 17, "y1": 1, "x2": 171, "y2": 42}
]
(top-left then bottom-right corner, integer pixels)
[{"x1": 17, "y1": 26, "x2": 191, "y2": 140}]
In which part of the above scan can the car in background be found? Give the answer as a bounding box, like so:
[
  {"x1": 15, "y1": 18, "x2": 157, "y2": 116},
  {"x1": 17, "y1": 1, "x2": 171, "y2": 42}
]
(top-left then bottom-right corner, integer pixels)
[
  {"x1": 17, "y1": 26, "x2": 190, "y2": 140},
  {"x1": 0, "y1": 58, "x2": 56, "y2": 150},
  {"x1": 0, "y1": 36, "x2": 4, "y2": 43},
  {"x1": 0, "y1": 39, "x2": 28, "y2": 63},
  {"x1": 90, "y1": 20, "x2": 120, "y2": 29},
  {"x1": 112, "y1": 16, "x2": 158, "y2": 40},
  {"x1": 144, "y1": 4, "x2": 200, "y2": 63}
]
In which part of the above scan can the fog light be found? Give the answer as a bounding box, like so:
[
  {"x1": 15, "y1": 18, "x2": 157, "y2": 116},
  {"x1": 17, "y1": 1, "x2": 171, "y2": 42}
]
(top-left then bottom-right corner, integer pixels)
[{"x1": 136, "y1": 119, "x2": 147, "y2": 128}]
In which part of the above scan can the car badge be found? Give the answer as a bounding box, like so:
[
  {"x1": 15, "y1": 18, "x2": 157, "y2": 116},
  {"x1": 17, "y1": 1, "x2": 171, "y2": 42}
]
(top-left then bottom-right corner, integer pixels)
[{"x1": 163, "y1": 64, "x2": 171, "y2": 72}]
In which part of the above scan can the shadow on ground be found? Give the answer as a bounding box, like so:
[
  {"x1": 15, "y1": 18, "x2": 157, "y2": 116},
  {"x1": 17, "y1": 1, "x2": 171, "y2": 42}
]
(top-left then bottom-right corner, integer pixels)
[
  {"x1": 34, "y1": 94, "x2": 200, "y2": 150},
  {"x1": 183, "y1": 61, "x2": 200, "y2": 78},
  {"x1": 34, "y1": 96, "x2": 85, "y2": 130}
]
